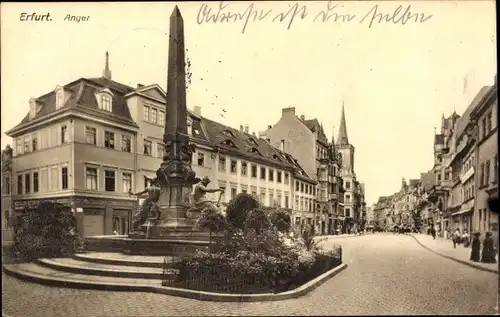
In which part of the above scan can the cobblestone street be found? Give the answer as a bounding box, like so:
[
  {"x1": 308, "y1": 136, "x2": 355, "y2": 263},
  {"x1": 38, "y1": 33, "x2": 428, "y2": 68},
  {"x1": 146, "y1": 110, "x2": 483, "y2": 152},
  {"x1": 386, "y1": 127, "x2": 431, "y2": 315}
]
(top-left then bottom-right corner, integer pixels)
[{"x1": 3, "y1": 234, "x2": 497, "y2": 316}]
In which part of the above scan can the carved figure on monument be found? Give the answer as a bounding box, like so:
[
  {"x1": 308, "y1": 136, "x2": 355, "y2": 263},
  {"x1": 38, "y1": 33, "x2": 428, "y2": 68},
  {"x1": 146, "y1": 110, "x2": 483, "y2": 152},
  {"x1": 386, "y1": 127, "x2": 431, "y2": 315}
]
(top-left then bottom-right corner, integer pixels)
[
  {"x1": 188, "y1": 177, "x2": 225, "y2": 215},
  {"x1": 128, "y1": 176, "x2": 161, "y2": 229}
]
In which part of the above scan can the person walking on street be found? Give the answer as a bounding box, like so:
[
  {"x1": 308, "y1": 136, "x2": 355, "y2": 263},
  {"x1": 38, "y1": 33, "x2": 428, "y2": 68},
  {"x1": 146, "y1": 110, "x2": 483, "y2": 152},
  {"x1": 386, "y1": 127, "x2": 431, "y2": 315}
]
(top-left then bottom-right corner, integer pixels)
[
  {"x1": 462, "y1": 230, "x2": 470, "y2": 247},
  {"x1": 452, "y1": 228, "x2": 461, "y2": 248},
  {"x1": 481, "y1": 231, "x2": 497, "y2": 263},
  {"x1": 431, "y1": 226, "x2": 436, "y2": 240},
  {"x1": 470, "y1": 231, "x2": 481, "y2": 262}
]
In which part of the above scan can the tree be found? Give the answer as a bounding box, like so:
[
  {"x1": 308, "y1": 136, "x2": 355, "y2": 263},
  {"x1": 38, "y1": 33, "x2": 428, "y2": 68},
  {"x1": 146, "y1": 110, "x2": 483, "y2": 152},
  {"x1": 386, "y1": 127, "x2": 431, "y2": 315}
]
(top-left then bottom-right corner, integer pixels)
[{"x1": 225, "y1": 193, "x2": 260, "y2": 230}]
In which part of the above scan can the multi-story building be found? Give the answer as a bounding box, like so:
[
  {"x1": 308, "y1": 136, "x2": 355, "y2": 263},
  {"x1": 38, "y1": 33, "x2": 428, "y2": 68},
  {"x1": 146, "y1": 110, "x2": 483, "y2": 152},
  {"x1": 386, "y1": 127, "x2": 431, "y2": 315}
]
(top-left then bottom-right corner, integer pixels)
[
  {"x1": 446, "y1": 88, "x2": 486, "y2": 235},
  {"x1": 373, "y1": 195, "x2": 393, "y2": 230},
  {"x1": 1, "y1": 145, "x2": 14, "y2": 243},
  {"x1": 428, "y1": 112, "x2": 459, "y2": 236},
  {"x1": 471, "y1": 74, "x2": 498, "y2": 248},
  {"x1": 261, "y1": 107, "x2": 344, "y2": 234},
  {"x1": 5, "y1": 54, "x2": 316, "y2": 237}
]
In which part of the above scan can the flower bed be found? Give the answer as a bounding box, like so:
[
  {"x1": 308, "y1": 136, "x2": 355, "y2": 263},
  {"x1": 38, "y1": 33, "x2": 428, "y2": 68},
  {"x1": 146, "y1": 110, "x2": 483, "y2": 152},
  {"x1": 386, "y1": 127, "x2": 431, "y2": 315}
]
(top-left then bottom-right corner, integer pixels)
[{"x1": 162, "y1": 193, "x2": 343, "y2": 294}]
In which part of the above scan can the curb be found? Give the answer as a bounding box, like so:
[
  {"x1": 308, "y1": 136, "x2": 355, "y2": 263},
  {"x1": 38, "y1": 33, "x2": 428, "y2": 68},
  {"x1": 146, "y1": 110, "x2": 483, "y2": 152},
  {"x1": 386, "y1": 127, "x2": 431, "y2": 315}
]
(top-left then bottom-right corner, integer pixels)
[
  {"x1": 3, "y1": 262, "x2": 348, "y2": 302},
  {"x1": 406, "y1": 234, "x2": 498, "y2": 274}
]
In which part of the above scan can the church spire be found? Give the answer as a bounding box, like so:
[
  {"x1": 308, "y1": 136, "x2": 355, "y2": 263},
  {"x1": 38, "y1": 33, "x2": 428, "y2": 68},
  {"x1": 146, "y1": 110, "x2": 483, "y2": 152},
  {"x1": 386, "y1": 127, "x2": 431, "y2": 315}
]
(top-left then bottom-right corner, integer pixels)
[
  {"x1": 103, "y1": 51, "x2": 112, "y2": 80},
  {"x1": 337, "y1": 102, "x2": 349, "y2": 146},
  {"x1": 331, "y1": 124, "x2": 336, "y2": 144}
]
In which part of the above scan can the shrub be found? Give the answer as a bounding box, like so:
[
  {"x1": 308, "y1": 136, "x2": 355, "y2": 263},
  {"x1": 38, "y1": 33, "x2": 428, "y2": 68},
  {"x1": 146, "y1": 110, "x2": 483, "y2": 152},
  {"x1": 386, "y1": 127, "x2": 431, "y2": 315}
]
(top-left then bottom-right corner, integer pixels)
[
  {"x1": 269, "y1": 209, "x2": 292, "y2": 233},
  {"x1": 13, "y1": 201, "x2": 83, "y2": 260},
  {"x1": 245, "y1": 207, "x2": 271, "y2": 234},
  {"x1": 225, "y1": 193, "x2": 260, "y2": 230}
]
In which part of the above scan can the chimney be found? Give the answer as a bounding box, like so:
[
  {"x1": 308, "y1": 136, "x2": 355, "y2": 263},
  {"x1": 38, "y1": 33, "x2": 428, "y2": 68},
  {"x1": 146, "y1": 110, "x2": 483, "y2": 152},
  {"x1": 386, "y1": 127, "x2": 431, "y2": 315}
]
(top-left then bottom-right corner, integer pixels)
[
  {"x1": 244, "y1": 124, "x2": 249, "y2": 134},
  {"x1": 239, "y1": 125, "x2": 244, "y2": 132},
  {"x1": 137, "y1": 83, "x2": 144, "y2": 88},
  {"x1": 267, "y1": 125, "x2": 272, "y2": 129},
  {"x1": 300, "y1": 115, "x2": 305, "y2": 121},
  {"x1": 193, "y1": 106, "x2": 202, "y2": 116},
  {"x1": 282, "y1": 107, "x2": 296, "y2": 117},
  {"x1": 103, "y1": 51, "x2": 112, "y2": 80},
  {"x1": 280, "y1": 139, "x2": 285, "y2": 151}
]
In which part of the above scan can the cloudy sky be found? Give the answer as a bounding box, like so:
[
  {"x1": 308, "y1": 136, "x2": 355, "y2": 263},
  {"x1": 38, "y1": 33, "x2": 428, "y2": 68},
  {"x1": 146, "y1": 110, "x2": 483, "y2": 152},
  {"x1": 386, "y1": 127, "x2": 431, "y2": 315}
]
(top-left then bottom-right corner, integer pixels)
[{"x1": 1, "y1": 1, "x2": 496, "y2": 205}]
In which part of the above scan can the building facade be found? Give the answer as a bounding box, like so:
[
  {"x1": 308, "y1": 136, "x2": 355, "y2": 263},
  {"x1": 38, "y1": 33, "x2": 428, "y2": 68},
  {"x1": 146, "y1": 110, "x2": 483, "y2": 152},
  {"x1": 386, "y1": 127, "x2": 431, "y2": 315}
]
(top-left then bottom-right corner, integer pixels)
[
  {"x1": 471, "y1": 75, "x2": 498, "y2": 248},
  {"x1": 1, "y1": 145, "x2": 14, "y2": 243},
  {"x1": 6, "y1": 54, "x2": 317, "y2": 237},
  {"x1": 261, "y1": 107, "x2": 346, "y2": 234}
]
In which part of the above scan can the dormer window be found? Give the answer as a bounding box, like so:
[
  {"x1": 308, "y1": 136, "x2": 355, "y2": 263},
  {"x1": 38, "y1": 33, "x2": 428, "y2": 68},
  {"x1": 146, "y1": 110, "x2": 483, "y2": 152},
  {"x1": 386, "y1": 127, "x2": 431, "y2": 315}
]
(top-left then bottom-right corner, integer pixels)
[
  {"x1": 247, "y1": 138, "x2": 258, "y2": 146},
  {"x1": 249, "y1": 147, "x2": 261, "y2": 155},
  {"x1": 222, "y1": 139, "x2": 237, "y2": 148},
  {"x1": 272, "y1": 154, "x2": 281, "y2": 161},
  {"x1": 96, "y1": 88, "x2": 113, "y2": 112},
  {"x1": 222, "y1": 130, "x2": 234, "y2": 137},
  {"x1": 56, "y1": 90, "x2": 64, "y2": 110},
  {"x1": 101, "y1": 94, "x2": 112, "y2": 112}
]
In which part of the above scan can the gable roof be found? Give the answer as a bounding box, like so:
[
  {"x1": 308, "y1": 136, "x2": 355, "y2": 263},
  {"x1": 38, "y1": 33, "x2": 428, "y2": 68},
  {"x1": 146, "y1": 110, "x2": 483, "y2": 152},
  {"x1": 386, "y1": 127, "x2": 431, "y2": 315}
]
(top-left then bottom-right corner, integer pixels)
[
  {"x1": 8, "y1": 77, "x2": 138, "y2": 135},
  {"x1": 201, "y1": 117, "x2": 315, "y2": 182},
  {"x1": 302, "y1": 118, "x2": 328, "y2": 144},
  {"x1": 455, "y1": 86, "x2": 491, "y2": 139}
]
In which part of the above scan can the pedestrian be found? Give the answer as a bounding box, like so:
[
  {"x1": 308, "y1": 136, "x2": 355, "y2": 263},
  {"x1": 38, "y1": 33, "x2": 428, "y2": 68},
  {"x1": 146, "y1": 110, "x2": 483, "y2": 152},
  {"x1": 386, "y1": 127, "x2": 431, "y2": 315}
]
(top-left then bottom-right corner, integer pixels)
[
  {"x1": 452, "y1": 228, "x2": 460, "y2": 248},
  {"x1": 462, "y1": 230, "x2": 470, "y2": 247},
  {"x1": 431, "y1": 227, "x2": 436, "y2": 240},
  {"x1": 470, "y1": 231, "x2": 481, "y2": 262},
  {"x1": 481, "y1": 231, "x2": 497, "y2": 263}
]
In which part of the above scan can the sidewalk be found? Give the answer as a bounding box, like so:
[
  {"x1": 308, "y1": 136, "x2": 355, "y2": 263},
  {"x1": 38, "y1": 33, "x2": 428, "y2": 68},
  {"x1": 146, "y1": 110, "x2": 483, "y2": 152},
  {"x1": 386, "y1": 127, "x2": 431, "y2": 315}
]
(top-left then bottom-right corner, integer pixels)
[{"x1": 408, "y1": 233, "x2": 498, "y2": 273}]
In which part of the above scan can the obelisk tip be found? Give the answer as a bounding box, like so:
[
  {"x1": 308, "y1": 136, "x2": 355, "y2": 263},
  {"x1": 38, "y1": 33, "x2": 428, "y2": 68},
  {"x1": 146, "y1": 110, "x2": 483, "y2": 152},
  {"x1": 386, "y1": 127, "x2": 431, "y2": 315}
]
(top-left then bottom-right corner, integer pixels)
[{"x1": 171, "y1": 5, "x2": 183, "y2": 18}]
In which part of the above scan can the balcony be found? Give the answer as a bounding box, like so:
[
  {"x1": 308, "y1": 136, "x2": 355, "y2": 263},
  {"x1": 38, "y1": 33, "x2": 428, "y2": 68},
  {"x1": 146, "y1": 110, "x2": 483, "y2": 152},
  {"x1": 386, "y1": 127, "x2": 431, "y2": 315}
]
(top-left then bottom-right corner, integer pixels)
[{"x1": 460, "y1": 166, "x2": 474, "y2": 184}]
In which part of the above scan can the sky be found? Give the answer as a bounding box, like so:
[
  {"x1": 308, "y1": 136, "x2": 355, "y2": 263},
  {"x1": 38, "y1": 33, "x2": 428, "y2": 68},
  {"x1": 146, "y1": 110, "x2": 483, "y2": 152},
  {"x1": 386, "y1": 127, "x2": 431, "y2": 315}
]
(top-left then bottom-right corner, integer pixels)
[{"x1": 1, "y1": 1, "x2": 496, "y2": 205}]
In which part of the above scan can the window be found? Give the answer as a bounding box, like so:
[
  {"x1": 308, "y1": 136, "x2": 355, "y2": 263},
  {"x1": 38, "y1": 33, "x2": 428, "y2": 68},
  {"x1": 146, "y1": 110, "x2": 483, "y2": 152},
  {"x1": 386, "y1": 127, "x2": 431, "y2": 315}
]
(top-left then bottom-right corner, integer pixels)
[
  {"x1": 231, "y1": 188, "x2": 237, "y2": 199},
  {"x1": 151, "y1": 108, "x2": 158, "y2": 124},
  {"x1": 85, "y1": 127, "x2": 97, "y2": 145},
  {"x1": 277, "y1": 171, "x2": 282, "y2": 183},
  {"x1": 260, "y1": 191, "x2": 266, "y2": 203},
  {"x1": 33, "y1": 172, "x2": 39, "y2": 193},
  {"x1": 269, "y1": 170, "x2": 274, "y2": 182},
  {"x1": 197, "y1": 153, "x2": 204, "y2": 166},
  {"x1": 50, "y1": 167, "x2": 58, "y2": 190},
  {"x1": 3, "y1": 176, "x2": 10, "y2": 195},
  {"x1": 260, "y1": 167, "x2": 266, "y2": 180},
  {"x1": 159, "y1": 111, "x2": 165, "y2": 126},
  {"x1": 122, "y1": 173, "x2": 132, "y2": 193},
  {"x1": 277, "y1": 195, "x2": 282, "y2": 207},
  {"x1": 32, "y1": 135, "x2": 38, "y2": 151},
  {"x1": 105, "y1": 170, "x2": 116, "y2": 192},
  {"x1": 285, "y1": 195, "x2": 289, "y2": 208},
  {"x1": 494, "y1": 155, "x2": 498, "y2": 184},
  {"x1": 230, "y1": 160, "x2": 237, "y2": 173},
  {"x1": 155, "y1": 144, "x2": 164, "y2": 159},
  {"x1": 86, "y1": 167, "x2": 98, "y2": 190},
  {"x1": 480, "y1": 163, "x2": 485, "y2": 186},
  {"x1": 284, "y1": 173, "x2": 289, "y2": 184},
  {"x1": 296, "y1": 181, "x2": 299, "y2": 191},
  {"x1": 61, "y1": 125, "x2": 68, "y2": 143},
  {"x1": 346, "y1": 194, "x2": 351, "y2": 203},
  {"x1": 121, "y1": 135, "x2": 131, "y2": 152},
  {"x1": 486, "y1": 112, "x2": 492, "y2": 135},
  {"x1": 104, "y1": 131, "x2": 115, "y2": 149},
  {"x1": 143, "y1": 140, "x2": 152, "y2": 156},
  {"x1": 300, "y1": 183, "x2": 304, "y2": 193},
  {"x1": 24, "y1": 136, "x2": 30, "y2": 153},
  {"x1": 269, "y1": 193, "x2": 274, "y2": 206},
  {"x1": 143, "y1": 106, "x2": 150, "y2": 121},
  {"x1": 17, "y1": 175, "x2": 23, "y2": 194},
  {"x1": 305, "y1": 185, "x2": 309, "y2": 194},
  {"x1": 25, "y1": 174, "x2": 31, "y2": 194},
  {"x1": 16, "y1": 138, "x2": 22, "y2": 155},
  {"x1": 241, "y1": 162, "x2": 247, "y2": 176},
  {"x1": 345, "y1": 181, "x2": 351, "y2": 189},
  {"x1": 41, "y1": 169, "x2": 48, "y2": 192},
  {"x1": 345, "y1": 208, "x2": 351, "y2": 217},
  {"x1": 218, "y1": 156, "x2": 226, "y2": 172},
  {"x1": 101, "y1": 94, "x2": 112, "y2": 111},
  {"x1": 485, "y1": 160, "x2": 490, "y2": 185},
  {"x1": 251, "y1": 165, "x2": 257, "y2": 178}
]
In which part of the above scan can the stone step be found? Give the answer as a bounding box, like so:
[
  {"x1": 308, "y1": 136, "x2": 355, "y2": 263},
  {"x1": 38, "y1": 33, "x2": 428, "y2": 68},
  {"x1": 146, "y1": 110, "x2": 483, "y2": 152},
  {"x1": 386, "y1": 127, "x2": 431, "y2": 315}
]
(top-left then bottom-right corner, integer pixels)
[
  {"x1": 73, "y1": 252, "x2": 179, "y2": 268},
  {"x1": 3, "y1": 262, "x2": 162, "y2": 289},
  {"x1": 36, "y1": 257, "x2": 177, "y2": 280}
]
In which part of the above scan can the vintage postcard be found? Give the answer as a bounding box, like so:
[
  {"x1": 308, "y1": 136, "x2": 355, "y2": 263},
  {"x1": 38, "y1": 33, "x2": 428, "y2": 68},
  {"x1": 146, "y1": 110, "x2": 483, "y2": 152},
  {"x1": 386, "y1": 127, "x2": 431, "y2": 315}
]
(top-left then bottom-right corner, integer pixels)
[{"x1": 1, "y1": 1, "x2": 497, "y2": 316}]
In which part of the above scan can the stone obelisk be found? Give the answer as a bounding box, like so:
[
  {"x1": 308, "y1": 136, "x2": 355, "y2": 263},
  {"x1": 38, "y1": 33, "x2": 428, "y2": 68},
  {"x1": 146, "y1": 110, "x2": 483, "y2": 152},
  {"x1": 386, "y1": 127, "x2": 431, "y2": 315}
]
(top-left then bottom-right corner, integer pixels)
[{"x1": 149, "y1": 6, "x2": 198, "y2": 236}]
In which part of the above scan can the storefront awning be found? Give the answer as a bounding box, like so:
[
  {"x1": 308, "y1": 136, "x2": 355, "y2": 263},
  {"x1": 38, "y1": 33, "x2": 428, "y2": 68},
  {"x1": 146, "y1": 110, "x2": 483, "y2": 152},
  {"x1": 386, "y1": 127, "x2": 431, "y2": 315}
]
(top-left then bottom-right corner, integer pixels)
[{"x1": 452, "y1": 208, "x2": 473, "y2": 217}]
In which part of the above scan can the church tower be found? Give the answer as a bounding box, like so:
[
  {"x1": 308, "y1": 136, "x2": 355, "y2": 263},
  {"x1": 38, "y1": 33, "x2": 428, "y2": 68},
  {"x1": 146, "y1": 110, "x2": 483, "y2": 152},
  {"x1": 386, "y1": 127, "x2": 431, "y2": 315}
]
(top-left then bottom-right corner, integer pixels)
[{"x1": 337, "y1": 103, "x2": 355, "y2": 172}]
